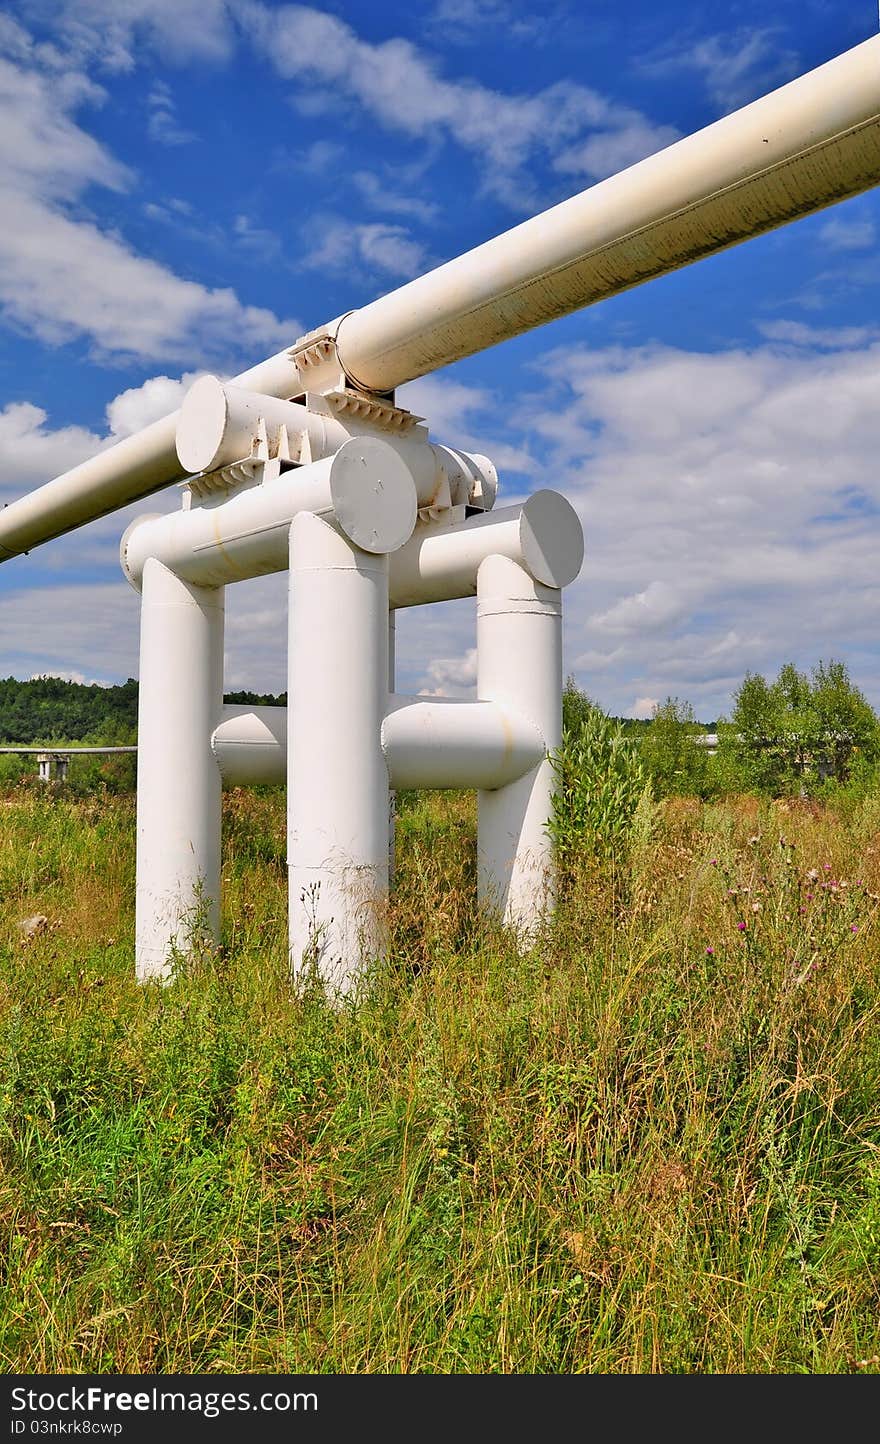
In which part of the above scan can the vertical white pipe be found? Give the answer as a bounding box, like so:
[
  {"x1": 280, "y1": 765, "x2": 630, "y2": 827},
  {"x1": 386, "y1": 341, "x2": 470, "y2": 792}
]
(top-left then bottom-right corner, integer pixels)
[
  {"x1": 135, "y1": 558, "x2": 224, "y2": 981},
  {"x1": 288, "y1": 512, "x2": 390, "y2": 995},
  {"x1": 476, "y1": 554, "x2": 561, "y2": 932}
]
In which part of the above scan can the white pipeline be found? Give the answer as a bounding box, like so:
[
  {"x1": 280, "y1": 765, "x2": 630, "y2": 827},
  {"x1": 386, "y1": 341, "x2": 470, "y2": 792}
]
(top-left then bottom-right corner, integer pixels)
[
  {"x1": 4, "y1": 37, "x2": 880, "y2": 557},
  {"x1": 0, "y1": 346, "x2": 305, "y2": 562},
  {"x1": 212, "y1": 705, "x2": 287, "y2": 785},
  {"x1": 388, "y1": 490, "x2": 583, "y2": 607},
  {"x1": 336, "y1": 36, "x2": 880, "y2": 390},
  {"x1": 135, "y1": 560, "x2": 224, "y2": 980},
  {"x1": 176, "y1": 377, "x2": 497, "y2": 511},
  {"x1": 287, "y1": 513, "x2": 390, "y2": 995},
  {"x1": 212, "y1": 696, "x2": 546, "y2": 791},
  {"x1": 476, "y1": 554, "x2": 562, "y2": 931},
  {"x1": 382, "y1": 696, "x2": 545, "y2": 790},
  {"x1": 121, "y1": 437, "x2": 419, "y2": 589}
]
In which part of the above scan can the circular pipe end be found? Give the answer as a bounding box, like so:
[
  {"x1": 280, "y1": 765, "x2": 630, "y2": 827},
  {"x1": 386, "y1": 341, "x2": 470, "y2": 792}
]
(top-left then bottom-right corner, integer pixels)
[
  {"x1": 119, "y1": 513, "x2": 163, "y2": 591},
  {"x1": 329, "y1": 437, "x2": 418, "y2": 554},
  {"x1": 175, "y1": 375, "x2": 229, "y2": 475},
  {"x1": 520, "y1": 490, "x2": 584, "y2": 588}
]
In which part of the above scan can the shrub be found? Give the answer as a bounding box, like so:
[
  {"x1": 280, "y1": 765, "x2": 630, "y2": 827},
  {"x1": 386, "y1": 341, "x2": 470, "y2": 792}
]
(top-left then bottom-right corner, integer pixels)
[{"x1": 550, "y1": 690, "x2": 652, "y2": 867}]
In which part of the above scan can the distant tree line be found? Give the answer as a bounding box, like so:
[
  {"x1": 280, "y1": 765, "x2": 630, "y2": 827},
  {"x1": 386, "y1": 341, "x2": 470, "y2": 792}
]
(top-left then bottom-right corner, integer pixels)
[
  {"x1": 0, "y1": 676, "x2": 286, "y2": 745},
  {"x1": 3, "y1": 663, "x2": 875, "y2": 804},
  {"x1": 564, "y1": 659, "x2": 880, "y2": 802}
]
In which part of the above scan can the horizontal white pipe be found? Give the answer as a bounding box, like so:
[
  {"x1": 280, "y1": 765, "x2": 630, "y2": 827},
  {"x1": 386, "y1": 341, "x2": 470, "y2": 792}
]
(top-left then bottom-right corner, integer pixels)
[
  {"x1": 4, "y1": 36, "x2": 879, "y2": 557},
  {"x1": 176, "y1": 376, "x2": 497, "y2": 510},
  {"x1": 388, "y1": 489, "x2": 584, "y2": 607},
  {"x1": 382, "y1": 695, "x2": 545, "y2": 790},
  {"x1": 211, "y1": 705, "x2": 286, "y2": 785},
  {"x1": 0, "y1": 347, "x2": 304, "y2": 563},
  {"x1": 121, "y1": 437, "x2": 420, "y2": 588},
  {"x1": 211, "y1": 696, "x2": 545, "y2": 790},
  {"x1": 337, "y1": 36, "x2": 880, "y2": 391}
]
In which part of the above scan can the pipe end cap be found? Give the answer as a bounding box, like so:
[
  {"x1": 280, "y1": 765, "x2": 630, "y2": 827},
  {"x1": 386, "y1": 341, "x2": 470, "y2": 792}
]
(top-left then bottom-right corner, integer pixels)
[
  {"x1": 520, "y1": 490, "x2": 584, "y2": 588},
  {"x1": 176, "y1": 375, "x2": 228, "y2": 475},
  {"x1": 329, "y1": 437, "x2": 418, "y2": 554}
]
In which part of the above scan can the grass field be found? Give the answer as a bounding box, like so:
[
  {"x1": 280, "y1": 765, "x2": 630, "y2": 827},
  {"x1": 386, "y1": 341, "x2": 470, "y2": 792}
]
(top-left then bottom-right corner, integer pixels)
[{"x1": 1, "y1": 780, "x2": 879, "y2": 1373}]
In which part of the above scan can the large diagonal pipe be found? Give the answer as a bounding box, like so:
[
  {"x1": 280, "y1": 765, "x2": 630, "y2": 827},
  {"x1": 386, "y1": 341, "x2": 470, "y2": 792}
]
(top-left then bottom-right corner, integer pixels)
[{"x1": 3, "y1": 34, "x2": 880, "y2": 561}]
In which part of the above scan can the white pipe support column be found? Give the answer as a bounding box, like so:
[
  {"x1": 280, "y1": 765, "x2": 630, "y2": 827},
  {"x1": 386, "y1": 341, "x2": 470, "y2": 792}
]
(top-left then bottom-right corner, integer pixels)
[
  {"x1": 288, "y1": 511, "x2": 390, "y2": 995},
  {"x1": 135, "y1": 558, "x2": 224, "y2": 981},
  {"x1": 476, "y1": 554, "x2": 562, "y2": 934}
]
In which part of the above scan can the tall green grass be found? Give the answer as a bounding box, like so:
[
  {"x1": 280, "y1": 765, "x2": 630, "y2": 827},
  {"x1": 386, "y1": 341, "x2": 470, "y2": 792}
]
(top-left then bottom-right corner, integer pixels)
[{"x1": 1, "y1": 783, "x2": 879, "y2": 1372}]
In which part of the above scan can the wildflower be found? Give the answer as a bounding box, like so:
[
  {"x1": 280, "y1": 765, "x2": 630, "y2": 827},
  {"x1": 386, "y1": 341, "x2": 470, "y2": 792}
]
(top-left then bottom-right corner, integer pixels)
[
  {"x1": 851, "y1": 924, "x2": 859, "y2": 933},
  {"x1": 751, "y1": 902, "x2": 761, "y2": 913},
  {"x1": 824, "y1": 863, "x2": 832, "y2": 870},
  {"x1": 736, "y1": 921, "x2": 746, "y2": 931},
  {"x1": 705, "y1": 946, "x2": 715, "y2": 956},
  {"x1": 748, "y1": 835, "x2": 759, "y2": 845},
  {"x1": 710, "y1": 858, "x2": 718, "y2": 866},
  {"x1": 806, "y1": 868, "x2": 819, "y2": 882}
]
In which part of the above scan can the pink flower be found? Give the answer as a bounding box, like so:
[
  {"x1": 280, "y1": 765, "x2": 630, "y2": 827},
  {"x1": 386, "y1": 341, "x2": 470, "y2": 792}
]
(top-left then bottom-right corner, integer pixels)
[
  {"x1": 706, "y1": 946, "x2": 715, "y2": 956},
  {"x1": 851, "y1": 924, "x2": 859, "y2": 933},
  {"x1": 736, "y1": 921, "x2": 746, "y2": 931}
]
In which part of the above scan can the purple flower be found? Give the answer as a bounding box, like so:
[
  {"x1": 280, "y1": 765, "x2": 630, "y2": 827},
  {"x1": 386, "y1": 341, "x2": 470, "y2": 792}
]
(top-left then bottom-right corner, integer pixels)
[
  {"x1": 736, "y1": 921, "x2": 746, "y2": 931},
  {"x1": 851, "y1": 924, "x2": 859, "y2": 933},
  {"x1": 706, "y1": 946, "x2": 715, "y2": 956}
]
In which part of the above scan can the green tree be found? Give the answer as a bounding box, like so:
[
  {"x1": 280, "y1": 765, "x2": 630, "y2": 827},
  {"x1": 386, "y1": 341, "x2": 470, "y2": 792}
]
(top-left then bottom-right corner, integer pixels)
[
  {"x1": 551, "y1": 689, "x2": 651, "y2": 865},
  {"x1": 727, "y1": 659, "x2": 879, "y2": 794},
  {"x1": 809, "y1": 659, "x2": 878, "y2": 783},
  {"x1": 561, "y1": 675, "x2": 600, "y2": 741},
  {"x1": 639, "y1": 696, "x2": 710, "y2": 798}
]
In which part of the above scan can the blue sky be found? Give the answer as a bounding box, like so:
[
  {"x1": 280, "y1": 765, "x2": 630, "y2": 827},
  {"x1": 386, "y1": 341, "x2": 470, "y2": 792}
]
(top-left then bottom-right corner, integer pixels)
[{"x1": 1, "y1": 0, "x2": 880, "y2": 720}]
